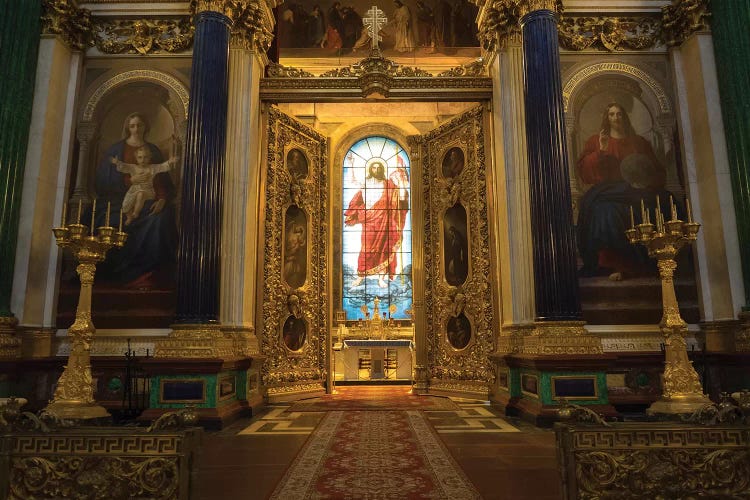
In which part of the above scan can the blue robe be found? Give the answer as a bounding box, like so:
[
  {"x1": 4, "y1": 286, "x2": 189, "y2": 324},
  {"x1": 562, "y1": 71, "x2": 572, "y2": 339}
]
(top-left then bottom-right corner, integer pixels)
[{"x1": 94, "y1": 140, "x2": 177, "y2": 285}]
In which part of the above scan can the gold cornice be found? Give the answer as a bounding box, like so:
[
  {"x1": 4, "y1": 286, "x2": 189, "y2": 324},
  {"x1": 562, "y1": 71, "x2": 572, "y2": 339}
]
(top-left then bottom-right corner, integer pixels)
[
  {"x1": 42, "y1": 0, "x2": 93, "y2": 51},
  {"x1": 478, "y1": 1, "x2": 522, "y2": 53},
  {"x1": 661, "y1": 0, "x2": 710, "y2": 47},
  {"x1": 518, "y1": 0, "x2": 563, "y2": 16},
  {"x1": 261, "y1": 51, "x2": 492, "y2": 102}
]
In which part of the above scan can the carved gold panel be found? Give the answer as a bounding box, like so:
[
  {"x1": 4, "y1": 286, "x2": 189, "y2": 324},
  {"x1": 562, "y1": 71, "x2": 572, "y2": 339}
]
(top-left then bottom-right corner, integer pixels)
[
  {"x1": 417, "y1": 105, "x2": 495, "y2": 396},
  {"x1": 261, "y1": 107, "x2": 328, "y2": 399}
]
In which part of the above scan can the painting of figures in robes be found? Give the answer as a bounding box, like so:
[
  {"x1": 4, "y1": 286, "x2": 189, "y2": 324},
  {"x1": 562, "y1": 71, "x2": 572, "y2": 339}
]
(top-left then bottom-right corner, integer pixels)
[
  {"x1": 342, "y1": 136, "x2": 413, "y2": 321},
  {"x1": 57, "y1": 82, "x2": 182, "y2": 328},
  {"x1": 276, "y1": 0, "x2": 480, "y2": 58},
  {"x1": 569, "y1": 73, "x2": 699, "y2": 325}
]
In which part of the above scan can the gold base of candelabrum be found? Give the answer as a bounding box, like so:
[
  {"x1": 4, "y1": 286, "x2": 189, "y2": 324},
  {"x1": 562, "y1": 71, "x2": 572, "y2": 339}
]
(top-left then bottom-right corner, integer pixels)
[
  {"x1": 626, "y1": 197, "x2": 711, "y2": 415},
  {"x1": 46, "y1": 201, "x2": 127, "y2": 420}
]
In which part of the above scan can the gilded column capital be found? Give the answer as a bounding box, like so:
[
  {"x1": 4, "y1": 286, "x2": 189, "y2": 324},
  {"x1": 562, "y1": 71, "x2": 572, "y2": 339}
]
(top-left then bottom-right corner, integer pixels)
[
  {"x1": 517, "y1": 0, "x2": 563, "y2": 17},
  {"x1": 478, "y1": 1, "x2": 522, "y2": 53},
  {"x1": 661, "y1": 0, "x2": 710, "y2": 47},
  {"x1": 41, "y1": 0, "x2": 93, "y2": 51},
  {"x1": 230, "y1": 1, "x2": 274, "y2": 52}
]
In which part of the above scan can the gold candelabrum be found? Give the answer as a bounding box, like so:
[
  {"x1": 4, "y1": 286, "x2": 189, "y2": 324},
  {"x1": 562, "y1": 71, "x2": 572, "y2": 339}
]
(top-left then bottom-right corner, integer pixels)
[
  {"x1": 350, "y1": 297, "x2": 398, "y2": 340},
  {"x1": 48, "y1": 200, "x2": 127, "y2": 419},
  {"x1": 625, "y1": 196, "x2": 711, "y2": 415}
]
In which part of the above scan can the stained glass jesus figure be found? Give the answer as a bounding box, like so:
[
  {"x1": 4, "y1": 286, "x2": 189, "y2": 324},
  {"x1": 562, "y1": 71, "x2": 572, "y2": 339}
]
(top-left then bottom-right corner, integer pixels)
[{"x1": 345, "y1": 158, "x2": 409, "y2": 289}]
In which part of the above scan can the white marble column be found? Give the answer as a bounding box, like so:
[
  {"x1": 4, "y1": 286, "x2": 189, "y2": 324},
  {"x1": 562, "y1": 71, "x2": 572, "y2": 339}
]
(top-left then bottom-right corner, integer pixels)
[
  {"x1": 489, "y1": 34, "x2": 535, "y2": 350},
  {"x1": 220, "y1": 39, "x2": 266, "y2": 356},
  {"x1": 670, "y1": 33, "x2": 745, "y2": 328},
  {"x1": 11, "y1": 36, "x2": 82, "y2": 355}
]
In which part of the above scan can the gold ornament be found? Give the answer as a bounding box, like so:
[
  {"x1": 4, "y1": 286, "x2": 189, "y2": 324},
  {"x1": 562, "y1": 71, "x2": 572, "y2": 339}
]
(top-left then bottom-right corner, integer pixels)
[
  {"x1": 92, "y1": 18, "x2": 194, "y2": 55},
  {"x1": 661, "y1": 0, "x2": 710, "y2": 47},
  {"x1": 41, "y1": 0, "x2": 93, "y2": 51}
]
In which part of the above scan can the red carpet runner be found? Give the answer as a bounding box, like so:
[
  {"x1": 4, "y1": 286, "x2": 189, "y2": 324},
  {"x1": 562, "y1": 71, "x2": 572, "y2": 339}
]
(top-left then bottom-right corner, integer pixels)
[
  {"x1": 270, "y1": 410, "x2": 481, "y2": 499},
  {"x1": 288, "y1": 386, "x2": 460, "y2": 411}
]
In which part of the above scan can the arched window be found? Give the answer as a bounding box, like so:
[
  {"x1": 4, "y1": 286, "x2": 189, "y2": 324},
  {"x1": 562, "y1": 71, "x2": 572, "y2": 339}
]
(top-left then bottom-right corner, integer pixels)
[{"x1": 341, "y1": 136, "x2": 412, "y2": 321}]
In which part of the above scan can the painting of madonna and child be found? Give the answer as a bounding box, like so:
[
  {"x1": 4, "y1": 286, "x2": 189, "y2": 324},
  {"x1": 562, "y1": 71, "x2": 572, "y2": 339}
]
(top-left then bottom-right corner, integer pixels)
[
  {"x1": 57, "y1": 98, "x2": 181, "y2": 328},
  {"x1": 276, "y1": 0, "x2": 480, "y2": 58},
  {"x1": 572, "y1": 90, "x2": 699, "y2": 324},
  {"x1": 342, "y1": 137, "x2": 413, "y2": 322}
]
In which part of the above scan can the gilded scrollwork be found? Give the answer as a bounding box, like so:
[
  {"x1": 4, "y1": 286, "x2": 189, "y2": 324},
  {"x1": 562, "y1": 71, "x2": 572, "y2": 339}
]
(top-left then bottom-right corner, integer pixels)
[
  {"x1": 437, "y1": 59, "x2": 487, "y2": 78},
  {"x1": 262, "y1": 107, "x2": 328, "y2": 396},
  {"x1": 320, "y1": 49, "x2": 432, "y2": 78},
  {"x1": 42, "y1": 0, "x2": 93, "y2": 51},
  {"x1": 419, "y1": 106, "x2": 496, "y2": 392},
  {"x1": 559, "y1": 16, "x2": 661, "y2": 52},
  {"x1": 661, "y1": 0, "x2": 710, "y2": 47},
  {"x1": 266, "y1": 63, "x2": 314, "y2": 78},
  {"x1": 92, "y1": 18, "x2": 194, "y2": 55}
]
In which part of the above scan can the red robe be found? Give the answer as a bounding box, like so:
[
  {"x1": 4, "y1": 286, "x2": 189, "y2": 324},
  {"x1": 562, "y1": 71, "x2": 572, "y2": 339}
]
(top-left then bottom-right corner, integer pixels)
[{"x1": 344, "y1": 179, "x2": 408, "y2": 278}]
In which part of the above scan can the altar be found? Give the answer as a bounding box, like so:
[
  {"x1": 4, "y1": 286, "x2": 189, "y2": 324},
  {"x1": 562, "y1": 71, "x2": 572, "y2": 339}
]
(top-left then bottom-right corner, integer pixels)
[{"x1": 333, "y1": 339, "x2": 414, "y2": 381}]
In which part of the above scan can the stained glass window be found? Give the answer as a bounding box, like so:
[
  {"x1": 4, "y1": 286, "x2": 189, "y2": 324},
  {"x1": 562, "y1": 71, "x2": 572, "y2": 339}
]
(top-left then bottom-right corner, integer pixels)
[{"x1": 342, "y1": 137, "x2": 412, "y2": 321}]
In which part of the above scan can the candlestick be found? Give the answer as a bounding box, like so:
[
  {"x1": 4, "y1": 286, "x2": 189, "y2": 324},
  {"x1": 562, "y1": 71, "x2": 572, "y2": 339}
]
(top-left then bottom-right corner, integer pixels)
[
  {"x1": 90, "y1": 199, "x2": 96, "y2": 236},
  {"x1": 119, "y1": 209, "x2": 123, "y2": 232},
  {"x1": 630, "y1": 206, "x2": 635, "y2": 229},
  {"x1": 686, "y1": 197, "x2": 693, "y2": 223},
  {"x1": 76, "y1": 200, "x2": 82, "y2": 223},
  {"x1": 61, "y1": 202, "x2": 67, "y2": 227},
  {"x1": 105, "y1": 202, "x2": 111, "y2": 227}
]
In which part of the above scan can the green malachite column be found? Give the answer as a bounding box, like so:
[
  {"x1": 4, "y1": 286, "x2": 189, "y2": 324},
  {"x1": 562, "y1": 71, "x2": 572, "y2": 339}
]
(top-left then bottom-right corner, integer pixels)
[
  {"x1": 0, "y1": 1, "x2": 41, "y2": 319},
  {"x1": 711, "y1": 0, "x2": 750, "y2": 309}
]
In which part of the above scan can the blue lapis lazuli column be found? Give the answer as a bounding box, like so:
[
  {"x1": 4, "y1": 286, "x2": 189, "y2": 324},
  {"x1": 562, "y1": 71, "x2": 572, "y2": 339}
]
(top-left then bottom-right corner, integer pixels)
[
  {"x1": 175, "y1": 10, "x2": 231, "y2": 324},
  {"x1": 521, "y1": 9, "x2": 582, "y2": 322}
]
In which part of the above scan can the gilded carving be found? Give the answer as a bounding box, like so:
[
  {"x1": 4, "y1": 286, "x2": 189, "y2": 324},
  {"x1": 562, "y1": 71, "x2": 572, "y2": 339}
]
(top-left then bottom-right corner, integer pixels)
[
  {"x1": 437, "y1": 60, "x2": 487, "y2": 78},
  {"x1": 661, "y1": 0, "x2": 710, "y2": 47},
  {"x1": 477, "y1": 1, "x2": 521, "y2": 53},
  {"x1": 42, "y1": 0, "x2": 93, "y2": 51},
  {"x1": 261, "y1": 107, "x2": 328, "y2": 396},
  {"x1": 559, "y1": 16, "x2": 661, "y2": 52},
  {"x1": 92, "y1": 18, "x2": 194, "y2": 55},
  {"x1": 524, "y1": 321, "x2": 603, "y2": 355},
  {"x1": 155, "y1": 323, "x2": 235, "y2": 358},
  {"x1": 557, "y1": 424, "x2": 750, "y2": 499},
  {"x1": 322, "y1": 54, "x2": 431, "y2": 78},
  {"x1": 230, "y1": 1, "x2": 274, "y2": 52},
  {"x1": 266, "y1": 63, "x2": 314, "y2": 78},
  {"x1": 419, "y1": 106, "x2": 496, "y2": 393},
  {"x1": 0, "y1": 315, "x2": 20, "y2": 358}
]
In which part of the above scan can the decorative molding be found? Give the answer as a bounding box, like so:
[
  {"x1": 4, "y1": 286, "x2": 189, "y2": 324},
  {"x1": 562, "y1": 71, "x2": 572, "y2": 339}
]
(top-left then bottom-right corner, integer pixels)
[
  {"x1": 42, "y1": 0, "x2": 93, "y2": 51},
  {"x1": 260, "y1": 51, "x2": 493, "y2": 102},
  {"x1": 559, "y1": 16, "x2": 662, "y2": 52},
  {"x1": 0, "y1": 316, "x2": 20, "y2": 358},
  {"x1": 82, "y1": 69, "x2": 189, "y2": 121},
  {"x1": 154, "y1": 323, "x2": 236, "y2": 358},
  {"x1": 524, "y1": 321, "x2": 603, "y2": 355},
  {"x1": 661, "y1": 0, "x2": 710, "y2": 47},
  {"x1": 562, "y1": 62, "x2": 672, "y2": 114},
  {"x1": 319, "y1": 49, "x2": 433, "y2": 78},
  {"x1": 437, "y1": 59, "x2": 488, "y2": 78},
  {"x1": 92, "y1": 17, "x2": 194, "y2": 54}
]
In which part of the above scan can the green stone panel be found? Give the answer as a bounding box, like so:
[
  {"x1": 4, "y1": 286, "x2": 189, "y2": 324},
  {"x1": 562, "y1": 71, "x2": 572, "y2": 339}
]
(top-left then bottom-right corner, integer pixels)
[
  {"x1": 540, "y1": 371, "x2": 608, "y2": 406},
  {"x1": 236, "y1": 369, "x2": 248, "y2": 401},
  {"x1": 0, "y1": 1, "x2": 42, "y2": 316},
  {"x1": 711, "y1": 0, "x2": 750, "y2": 308},
  {"x1": 509, "y1": 367, "x2": 521, "y2": 398},
  {"x1": 150, "y1": 373, "x2": 218, "y2": 409}
]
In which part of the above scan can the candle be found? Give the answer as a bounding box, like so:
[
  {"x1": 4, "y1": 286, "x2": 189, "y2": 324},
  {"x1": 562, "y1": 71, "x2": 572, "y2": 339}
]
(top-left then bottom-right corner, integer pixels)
[
  {"x1": 670, "y1": 195, "x2": 677, "y2": 221},
  {"x1": 106, "y1": 202, "x2": 111, "y2": 227},
  {"x1": 629, "y1": 205, "x2": 635, "y2": 229},
  {"x1": 656, "y1": 195, "x2": 662, "y2": 222},
  {"x1": 119, "y1": 209, "x2": 123, "y2": 232},
  {"x1": 61, "y1": 202, "x2": 67, "y2": 226},
  {"x1": 686, "y1": 197, "x2": 693, "y2": 223},
  {"x1": 640, "y1": 199, "x2": 646, "y2": 222},
  {"x1": 90, "y1": 199, "x2": 96, "y2": 235},
  {"x1": 76, "y1": 200, "x2": 82, "y2": 223}
]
